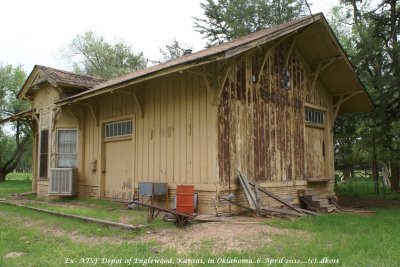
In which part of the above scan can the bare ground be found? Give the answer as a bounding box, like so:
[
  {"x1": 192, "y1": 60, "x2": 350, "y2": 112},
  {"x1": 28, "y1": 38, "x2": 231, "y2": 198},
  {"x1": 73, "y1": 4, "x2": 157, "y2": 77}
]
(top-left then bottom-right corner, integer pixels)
[
  {"x1": 8, "y1": 211, "x2": 301, "y2": 254},
  {"x1": 338, "y1": 196, "x2": 400, "y2": 209}
]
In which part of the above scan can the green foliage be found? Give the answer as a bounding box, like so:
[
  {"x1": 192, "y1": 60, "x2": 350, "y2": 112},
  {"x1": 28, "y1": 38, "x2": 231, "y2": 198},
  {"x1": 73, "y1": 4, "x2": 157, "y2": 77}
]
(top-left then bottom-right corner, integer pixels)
[
  {"x1": 155, "y1": 39, "x2": 193, "y2": 63},
  {"x1": 0, "y1": 178, "x2": 31, "y2": 198},
  {"x1": 329, "y1": 1, "x2": 400, "y2": 189},
  {"x1": 265, "y1": 208, "x2": 400, "y2": 266},
  {"x1": 62, "y1": 31, "x2": 148, "y2": 79},
  {"x1": 0, "y1": 64, "x2": 31, "y2": 182},
  {"x1": 193, "y1": 0, "x2": 306, "y2": 46}
]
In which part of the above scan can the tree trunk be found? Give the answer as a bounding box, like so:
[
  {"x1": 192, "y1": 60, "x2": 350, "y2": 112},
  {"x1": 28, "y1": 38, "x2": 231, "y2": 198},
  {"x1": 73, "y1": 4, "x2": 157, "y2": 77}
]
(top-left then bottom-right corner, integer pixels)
[
  {"x1": 0, "y1": 170, "x2": 7, "y2": 183},
  {"x1": 343, "y1": 167, "x2": 351, "y2": 180},
  {"x1": 382, "y1": 163, "x2": 391, "y2": 187},
  {"x1": 390, "y1": 163, "x2": 400, "y2": 191}
]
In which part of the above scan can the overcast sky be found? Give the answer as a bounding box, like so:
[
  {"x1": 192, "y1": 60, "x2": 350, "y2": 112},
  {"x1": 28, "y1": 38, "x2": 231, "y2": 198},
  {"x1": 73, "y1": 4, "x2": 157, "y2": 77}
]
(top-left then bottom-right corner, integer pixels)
[{"x1": 0, "y1": 0, "x2": 339, "y2": 74}]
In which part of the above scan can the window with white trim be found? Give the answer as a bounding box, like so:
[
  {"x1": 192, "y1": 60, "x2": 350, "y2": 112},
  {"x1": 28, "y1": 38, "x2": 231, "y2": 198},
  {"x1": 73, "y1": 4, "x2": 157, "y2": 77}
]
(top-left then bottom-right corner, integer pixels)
[
  {"x1": 105, "y1": 120, "x2": 132, "y2": 138},
  {"x1": 305, "y1": 108, "x2": 324, "y2": 125},
  {"x1": 57, "y1": 129, "x2": 77, "y2": 168}
]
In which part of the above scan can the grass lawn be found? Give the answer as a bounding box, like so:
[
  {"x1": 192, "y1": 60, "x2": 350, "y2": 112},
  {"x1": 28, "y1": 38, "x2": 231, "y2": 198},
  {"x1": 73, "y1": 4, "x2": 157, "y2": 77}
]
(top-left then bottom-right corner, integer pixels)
[
  {"x1": 1, "y1": 174, "x2": 400, "y2": 266},
  {"x1": 0, "y1": 173, "x2": 32, "y2": 198}
]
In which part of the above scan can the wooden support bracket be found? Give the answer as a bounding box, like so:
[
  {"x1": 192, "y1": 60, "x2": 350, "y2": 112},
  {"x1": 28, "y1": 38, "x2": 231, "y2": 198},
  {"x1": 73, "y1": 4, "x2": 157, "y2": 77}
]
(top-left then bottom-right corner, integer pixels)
[
  {"x1": 51, "y1": 107, "x2": 61, "y2": 132},
  {"x1": 256, "y1": 36, "x2": 294, "y2": 85},
  {"x1": 114, "y1": 91, "x2": 143, "y2": 118},
  {"x1": 284, "y1": 36, "x2": 297, "y2": 67},
  {"x1": 74, "y1": 102, "x2": 97, "y2": 126},
  {"x1": 310, "y1": 56, "x2": 343, "y2": 96},
  {"x1": 332, "y1": 91, "x2": 363, "y2": 123}
]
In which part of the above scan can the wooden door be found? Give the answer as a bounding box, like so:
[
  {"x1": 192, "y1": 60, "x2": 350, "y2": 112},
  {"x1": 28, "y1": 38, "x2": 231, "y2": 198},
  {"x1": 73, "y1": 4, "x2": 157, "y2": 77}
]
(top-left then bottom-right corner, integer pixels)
[
  {"x1": 104, "y1": 139, "x2": 133, "y2": 200},
  {"x1": 304, "y1": 126, "x2": 326, "y2": 179}
]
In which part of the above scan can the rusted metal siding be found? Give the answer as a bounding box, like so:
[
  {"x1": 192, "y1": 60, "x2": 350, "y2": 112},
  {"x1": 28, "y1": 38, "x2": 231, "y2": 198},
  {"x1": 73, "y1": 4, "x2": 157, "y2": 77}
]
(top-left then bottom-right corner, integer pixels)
[{"x1": 218, "y1": 44, "x2": 331, "y2": 185}]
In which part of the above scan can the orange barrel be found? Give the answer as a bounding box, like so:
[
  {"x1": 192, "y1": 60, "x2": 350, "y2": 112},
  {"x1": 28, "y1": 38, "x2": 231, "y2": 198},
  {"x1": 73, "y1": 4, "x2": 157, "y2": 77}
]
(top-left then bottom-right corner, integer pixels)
[{"x1": 176, "y1": 185, "x2": 195, "y2": 214}]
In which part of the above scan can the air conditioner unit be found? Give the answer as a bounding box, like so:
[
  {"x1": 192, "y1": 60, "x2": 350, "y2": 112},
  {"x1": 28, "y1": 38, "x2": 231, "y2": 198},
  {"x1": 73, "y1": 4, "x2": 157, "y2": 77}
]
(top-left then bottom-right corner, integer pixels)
[{"x1": 49, "y1": 168, "x2": 79, "y2": 195}]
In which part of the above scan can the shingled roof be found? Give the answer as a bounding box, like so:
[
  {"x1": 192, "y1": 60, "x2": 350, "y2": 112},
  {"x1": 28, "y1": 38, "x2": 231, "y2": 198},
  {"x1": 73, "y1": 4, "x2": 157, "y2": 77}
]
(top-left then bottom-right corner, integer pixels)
[
  {"x1": 58, "y1": 14, "x2": 320, "y2": 104},
  {"x1": 25, "y1": 13, "x2": 372, "y2": 113},
  {"x1": 36, "y1": 65, "x2": 105, "y2": 89},
  {"x1": 18, "y1": 65, "x2": 105, "y2": 99}
]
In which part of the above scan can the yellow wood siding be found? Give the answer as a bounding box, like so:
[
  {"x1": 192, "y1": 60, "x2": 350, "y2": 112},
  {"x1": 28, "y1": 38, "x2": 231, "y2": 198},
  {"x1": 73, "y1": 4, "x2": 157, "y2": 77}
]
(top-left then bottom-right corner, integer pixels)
[{"x1": 135, "y1": 73, "x2": 218, "y2": 186}]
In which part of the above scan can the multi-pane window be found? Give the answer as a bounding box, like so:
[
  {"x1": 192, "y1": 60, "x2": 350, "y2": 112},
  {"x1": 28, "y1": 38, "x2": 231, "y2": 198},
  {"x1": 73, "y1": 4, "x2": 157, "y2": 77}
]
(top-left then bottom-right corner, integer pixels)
[
  {"x1": 305, "y1": 108, "x2": 324, "y2": 125},
  {"x1": 105, "y1": 120, "x2": 132, "y2": 138},
  {"x1": 57, "y1": 129, "x2": 77, "y2": 168},
  {"x1": 39, "y1": 129, "x2": 49, "y2": 178}
]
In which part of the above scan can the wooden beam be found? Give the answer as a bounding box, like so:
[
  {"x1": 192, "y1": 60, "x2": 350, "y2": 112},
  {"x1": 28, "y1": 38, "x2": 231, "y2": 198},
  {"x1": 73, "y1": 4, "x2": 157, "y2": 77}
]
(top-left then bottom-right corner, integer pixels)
[
  {"x1": 284, "y1": 36, "x2": 297, "y2": 66},
  {"x1": 114, "y1": 91, "x2": 143, "y2": 118},
  {"x1": 332, "y1": 92, "x2": 363, "y2": 123},
  {"x1": 214, "y1": 65, "x2": 232, "y2": 104},
  {"x1": 132, "y1": 93, "x2": 143, "y2": 118},
  {"x1": 310, "y1": 56, "x2": 343, "y2": 96},
  {"x1": 333, "y1": 91, "x2": 363, "y2": 107},
  {"x1": 71, "y1": 102, "x2": 96, "y2": 126},
  {"x1": 51, "y1": 107, "x2": 61, "y2": 132},
  {"x1": 333, "y1": 95, "x2": 343, "y2": 124},
  {"x1": 0, "y1": 201, "x2": 146, "y2": 231}
]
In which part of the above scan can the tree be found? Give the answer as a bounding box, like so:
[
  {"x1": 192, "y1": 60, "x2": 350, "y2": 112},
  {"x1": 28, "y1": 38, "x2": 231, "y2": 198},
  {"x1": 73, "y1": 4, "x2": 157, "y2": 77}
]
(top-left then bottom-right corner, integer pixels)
[
  {"x1": 0, "y1": 64, "x2": 31, "y2": 182},
  {"x1": 62, "y1": 31, "x2": 148, "y2": 79},
  {"x1": 193, "y1": 0, "x2": 307, "y2": 46},
  {"x1": 330, "y1": 0, "x2": 400, "y2": 191},
  {"x1": 154, "y1": 39, "x2": 193, "y2": 64}
]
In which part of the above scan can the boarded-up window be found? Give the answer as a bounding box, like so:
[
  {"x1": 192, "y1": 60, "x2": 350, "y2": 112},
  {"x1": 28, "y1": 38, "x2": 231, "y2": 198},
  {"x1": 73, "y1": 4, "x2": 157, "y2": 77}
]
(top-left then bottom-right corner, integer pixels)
[
  {"x1": 305, "y1": 108, "x2": 324, "y2": 125},
  {"x1": 105, "y1": 120, "x2": 132, "y2": 138},
  {"x1": 39, "y1": 129, "x2": 48, "y2": 178},
  {"x1": 57, "y1": 129, "x2": 77, "y2": 168}
]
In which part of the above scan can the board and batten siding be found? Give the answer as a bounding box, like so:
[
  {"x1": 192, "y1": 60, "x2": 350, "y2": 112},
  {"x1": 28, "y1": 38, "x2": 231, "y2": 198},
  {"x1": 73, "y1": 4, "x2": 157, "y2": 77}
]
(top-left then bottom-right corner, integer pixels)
[
  {"x1": 135, "y1": 73, "x2": 218, "y2": 187},
  {"x1": 77, "y1": 73, "x2": 219, "y2": 205},
  {"x1": 217, "y1": 43, "x2": 334, "y2": 187}
]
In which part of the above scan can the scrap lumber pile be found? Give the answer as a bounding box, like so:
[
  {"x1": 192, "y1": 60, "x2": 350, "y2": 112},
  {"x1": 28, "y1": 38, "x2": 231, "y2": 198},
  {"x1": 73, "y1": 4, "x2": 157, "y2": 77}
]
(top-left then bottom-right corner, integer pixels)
[{"x1": 221, "y1": 171, "x2": 316, "y2": 218}]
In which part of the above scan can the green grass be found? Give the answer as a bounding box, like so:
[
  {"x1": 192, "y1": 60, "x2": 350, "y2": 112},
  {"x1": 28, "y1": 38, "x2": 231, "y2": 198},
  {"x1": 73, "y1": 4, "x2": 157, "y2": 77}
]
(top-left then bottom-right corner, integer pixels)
[
  {"x1": 0, "y1": 181, "x2": 31, "y2": 198},
  {"x1": 335, "y1": 177, "x2": 400, "y2": 200},
  {"x1": 0, "y1": 205, "x2": 173, "y2": 267},
  {"x1": 3, "y1": 204, "x2": 399, "y2": 267},
  {"x1": 2, "y1": 173, "x2": 400, "y2": 266},
  {"x1": 6, "y1": 172, "x2": 32, "y2": 181},
  {"x1": 263, "y1": 208, "x2": 400, "y2": 266},
  {"x1": 23, "y1": 201, "x2": 160, "y2": 226}
]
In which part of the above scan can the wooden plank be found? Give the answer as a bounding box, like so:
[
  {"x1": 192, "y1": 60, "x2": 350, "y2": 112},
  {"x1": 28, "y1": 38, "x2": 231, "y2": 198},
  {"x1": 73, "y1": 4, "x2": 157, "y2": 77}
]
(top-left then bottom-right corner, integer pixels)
[
  {"x1": 166, "y1": 77, "x2": 174, "y2": 182},
  {"x1": 237, "y1": 171, "x2": 257, "y2": 209},
  {"x1": 192, "y1": 74, "x2": 201, "y2": 184},
  {"x1": 0, "y1": 202, "x2": 146, "y2": 230},
  {"x1": 260, "y1": 206, "x2": 306, "y2": 217},
  {"x1": 179, "y1": 74, "x2": 187, "y2": 183},
  {"x1": 248, "y1": 181, "x2": 304, "y2": 214},
  {"x1": 160, "y1": 79, "x2": 168, "y2": 182},
  {"x1": 173, "y1": 75, "x2": 181, "y2": 183},
  {"x1": 154, "y1": 83, "x2": 161, "y2": 183},
  {"x1": 186, "y1": 74, "x2": 193, "y2": 183}
]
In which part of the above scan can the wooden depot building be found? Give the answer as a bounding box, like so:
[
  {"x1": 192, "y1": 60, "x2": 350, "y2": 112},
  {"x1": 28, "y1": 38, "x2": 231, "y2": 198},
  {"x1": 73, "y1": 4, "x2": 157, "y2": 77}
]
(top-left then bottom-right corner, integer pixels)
[{"x1": 1, "y1": 14, "x2": 373, "y2": 214}]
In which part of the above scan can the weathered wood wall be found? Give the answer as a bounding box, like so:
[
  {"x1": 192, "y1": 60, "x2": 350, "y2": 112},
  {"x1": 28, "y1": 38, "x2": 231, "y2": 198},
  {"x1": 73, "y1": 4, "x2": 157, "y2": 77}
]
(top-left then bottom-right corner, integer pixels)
[
  {"x1": 217, "y1": 44, "x2": 333, "y2": 186},
  {"x1": 31, "y1": 41, "x2": 336, "y2": 214}
]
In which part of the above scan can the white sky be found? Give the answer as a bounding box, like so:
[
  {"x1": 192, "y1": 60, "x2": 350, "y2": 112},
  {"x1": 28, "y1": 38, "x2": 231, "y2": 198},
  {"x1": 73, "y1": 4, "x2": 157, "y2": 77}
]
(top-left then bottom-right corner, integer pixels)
[{"x1": 0, "y1": 0, "x2": 339, "y2": 74}]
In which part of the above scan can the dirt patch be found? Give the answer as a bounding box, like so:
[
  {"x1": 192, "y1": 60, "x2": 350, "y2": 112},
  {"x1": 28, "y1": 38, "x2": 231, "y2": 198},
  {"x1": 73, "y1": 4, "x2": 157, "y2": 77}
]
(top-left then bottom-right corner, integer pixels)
[
  {"x1": 5, "y1": 252, "x2": 25, "y2": 258},
  {"x1": 138, "y1": 217, "x2": 300, "y2": 254},
  {"x1": 338, "y1": 196, "x2": 400, "y2": 209}
]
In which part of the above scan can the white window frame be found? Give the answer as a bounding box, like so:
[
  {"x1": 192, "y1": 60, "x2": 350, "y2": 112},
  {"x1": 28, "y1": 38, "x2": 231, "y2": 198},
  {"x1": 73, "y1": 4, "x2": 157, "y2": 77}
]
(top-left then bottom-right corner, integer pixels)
[
  {"x1": 104, "y1": 120, "x2": 133, "y2": 140},
  {"x1": 56, "y1": 128, "x2": 78, "y2": 168}
]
